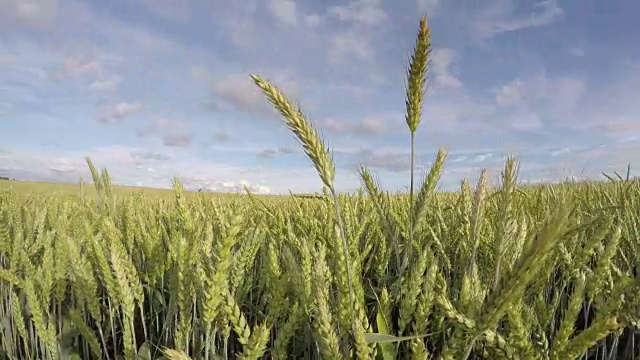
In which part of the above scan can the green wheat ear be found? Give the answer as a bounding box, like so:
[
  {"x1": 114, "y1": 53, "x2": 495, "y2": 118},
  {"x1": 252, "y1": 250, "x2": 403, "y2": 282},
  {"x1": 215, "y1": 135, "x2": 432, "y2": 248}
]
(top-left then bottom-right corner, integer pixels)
[
  {"x1": 405, "y1": 15, "x2": 432, "y2": 134},
  {"x1": 249, "y1": 75, "x2": 335, "y2": 191}
]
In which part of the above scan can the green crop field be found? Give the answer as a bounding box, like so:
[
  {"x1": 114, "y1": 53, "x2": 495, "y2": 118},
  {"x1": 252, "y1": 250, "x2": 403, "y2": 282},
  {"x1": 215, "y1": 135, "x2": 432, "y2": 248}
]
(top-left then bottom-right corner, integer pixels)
[
  {"x1": 0, "y1": 179, "x2": 175, "y2": 199},
  {"x1": 0, "y1": 179, "x2": 285, "y2": 202},
  {"x1": 1, "y1": 16, "x2": 639, "y2": 360}
]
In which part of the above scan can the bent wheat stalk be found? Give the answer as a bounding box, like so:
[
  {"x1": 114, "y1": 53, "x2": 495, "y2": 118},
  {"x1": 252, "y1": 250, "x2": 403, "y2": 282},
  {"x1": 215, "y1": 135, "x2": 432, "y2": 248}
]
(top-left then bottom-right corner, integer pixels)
[{"x1": 250, "y1": 75, "x2": 357, "y2": 340}]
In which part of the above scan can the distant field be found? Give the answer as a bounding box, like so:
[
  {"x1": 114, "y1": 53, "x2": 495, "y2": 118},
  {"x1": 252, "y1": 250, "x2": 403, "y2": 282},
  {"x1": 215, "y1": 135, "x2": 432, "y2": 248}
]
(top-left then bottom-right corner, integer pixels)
[{"x1": 0, "y1": 179, "x2": 279, "y2": 199}]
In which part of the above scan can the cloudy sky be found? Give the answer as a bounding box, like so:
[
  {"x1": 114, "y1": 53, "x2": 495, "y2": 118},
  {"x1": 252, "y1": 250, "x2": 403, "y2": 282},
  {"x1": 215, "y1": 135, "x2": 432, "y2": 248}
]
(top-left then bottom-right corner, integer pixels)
[{"x1": 0, "y1": 0, "x2": 639, "y2": 194}]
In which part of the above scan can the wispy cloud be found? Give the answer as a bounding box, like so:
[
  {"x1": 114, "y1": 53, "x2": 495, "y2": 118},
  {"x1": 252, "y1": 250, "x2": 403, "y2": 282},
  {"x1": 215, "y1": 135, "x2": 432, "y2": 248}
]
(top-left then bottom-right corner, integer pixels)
[
  {"x1": 208, "y1": 72, "x2": 301, "y2": 119},
  {"x1": 432, "y1": 48, "x2": 463, "y2": 90},
  {"x1": 257, "y1": 148, "x2": 278, "y2": 159},
  {"x1": 89, "y1": 75, "x2": 121, "y2": 92},
  {"x1": 471, "y1": 0, "x2": 564, "y2": 41},
  {"x1": 321, "y1": 117, "x2": 389, "y2": 137},
  {"x1": 98, "y1": 102, "x2": 143, "y2": 123},
  {"x1": 267, "y1": 0, "x2": 297, "y2": 26},
  {"x1": 328, "y1": 0, "x2": 389, "y2": 25},
  {"x1": 0, "y1": 0, "x2": 58, "y2": 31},
  {"x1": 328, "y1": 31, "x2": 375, "y2": 64}
]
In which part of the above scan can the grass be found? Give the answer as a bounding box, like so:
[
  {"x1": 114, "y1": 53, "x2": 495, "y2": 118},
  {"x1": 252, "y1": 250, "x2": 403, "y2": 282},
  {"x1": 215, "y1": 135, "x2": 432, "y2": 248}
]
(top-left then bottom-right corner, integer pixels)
[{"x1": 1, "y1": 14, "x2": 640, "y2": 360}]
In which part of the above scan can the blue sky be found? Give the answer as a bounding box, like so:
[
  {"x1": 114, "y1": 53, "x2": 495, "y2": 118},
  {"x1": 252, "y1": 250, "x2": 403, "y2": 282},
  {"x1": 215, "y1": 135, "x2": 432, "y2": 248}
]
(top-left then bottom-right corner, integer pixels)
[{"x1": 0, "y1": 0, "x2": 639, "y2": 194}]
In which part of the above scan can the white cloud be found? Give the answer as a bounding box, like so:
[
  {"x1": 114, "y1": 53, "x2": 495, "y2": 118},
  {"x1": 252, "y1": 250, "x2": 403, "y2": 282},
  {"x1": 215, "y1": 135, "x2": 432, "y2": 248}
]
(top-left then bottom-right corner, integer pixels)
[
  {"x1": 136, "y1": 117, "x2": 194, "y2": 148},
  {"x1": 495, "y1": 78, "x2": 525, "y2": 107},
  {"x1": 510, "y1": 112, "x2": 542, "y2": 130},
  {"x1": 209, "y1": 72, "x2": 299, "y2": 118},
  {"x1": 496, "y1": 73, "x2": 586, "y2": 107},
  {"x1": 131, "y1": 150, "x2": 172, "y2": 162},
  {"x1": 0, "y1": 0, "x2": 58, "y2": 31},
  {"x1": 46, "y1": 54, "x2": 101, "y2": 82},
  {"x1": 98, "y1": 102, "x2": 142, "y2": 123},
  {"x1": 493, "y1": 0, "x2": 563, "y2": 33},
  {"x1": 89, "y1": 75, "x2": 121, "y2": 91},
  {"x1": 255, "y1": 146, "x2": 299, "y2": 159},
  {"x1": 327, "y1": 0, "x2": 388, "y2": 25},
  {"x1": 328, "y1": 32, "x2": 373, "y2": 64},
  {"x1": 362, "y1": 152, "x2": 408, "y2": 172},
  {"x1": 345, "y1": 147, "x2": 497, "y2": 173},
  {"x1": 0, "y1": 145, "x2": 279, "y2": 194},
  {"x1": 574, "y1": 61, "x2": 640, "y2": 134},
  {"x1": 61, "y1": 56, "x2": 100, "y2": 77},
  {"x1": 551, "y1": 147, "x2": 571, "y2": 156},
  {"x1": 432, "y1": 48, "x2": 463, "y2": 90},
  {"x1": 62, "y1": 1, "x2": 201, "y2": 60},
  {"x1": 181, "y1": 176, "x2": 272, "y2": 194},
  {"x1": 257, "y1": 148, "x2": 278, "y2": 159},
  {"x1": 493, "y1": 73, "x2": 586, "y2": 128},
  {"x1": 136, "y1": 117, "x2": 183, "y2": 137},
  {"x1": 111, "y1": 102, "x2": 142, "y2": 118},
  {"x1": 278, "y1": 146, "x2": 297, "y2": 154},
  {"x1": 422, "y1": 94, "x2": 496, "y2": 133},
  {"x1": 210, "y1": 73, "x2": 272, "y2": 115},
  {"x1": 209, "y1": 1, "x2": 259, "y2": 48},
  {"x1": 267, "y1": 0, "x2": 297, "y2": 25},
  {"x1": 321, "y1": 117, "x2": 390, "y2": 137},
  {"x1": 464, "y1": 0, "x2": 564, "y2": 43}
]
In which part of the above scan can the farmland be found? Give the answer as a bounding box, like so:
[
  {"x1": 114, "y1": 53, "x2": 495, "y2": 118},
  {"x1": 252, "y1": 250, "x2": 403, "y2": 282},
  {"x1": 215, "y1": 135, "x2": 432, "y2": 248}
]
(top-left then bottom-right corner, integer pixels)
[
  {"x1": 1, "y1": 15, "x2": 639, "y2": 360},
  {"x1": 0, "y1": 178, "x2": 279, "y2": 201},
  {"x1": 1, "y1": 159, "x2": 640, "y2": 360}
]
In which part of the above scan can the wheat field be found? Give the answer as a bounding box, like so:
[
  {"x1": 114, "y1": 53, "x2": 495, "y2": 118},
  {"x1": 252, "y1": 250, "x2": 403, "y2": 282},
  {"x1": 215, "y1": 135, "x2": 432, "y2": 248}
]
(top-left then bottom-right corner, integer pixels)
[{"x1": 1, "y1": 15, "x2": 639, "y2": 360}]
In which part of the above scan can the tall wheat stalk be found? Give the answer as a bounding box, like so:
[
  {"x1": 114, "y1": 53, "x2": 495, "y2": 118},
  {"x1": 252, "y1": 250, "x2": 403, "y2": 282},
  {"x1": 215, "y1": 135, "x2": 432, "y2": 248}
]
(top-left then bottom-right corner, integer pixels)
[{"x1": 403, "y1": 16, "x2": 433, "y2": 280}]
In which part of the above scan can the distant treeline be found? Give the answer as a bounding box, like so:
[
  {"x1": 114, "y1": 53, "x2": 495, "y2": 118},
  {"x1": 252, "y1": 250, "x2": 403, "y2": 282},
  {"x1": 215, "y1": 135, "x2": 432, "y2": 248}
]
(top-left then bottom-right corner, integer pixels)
[{"x1": 0, "y1": 176, "x2": 13, "y2": 181}]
